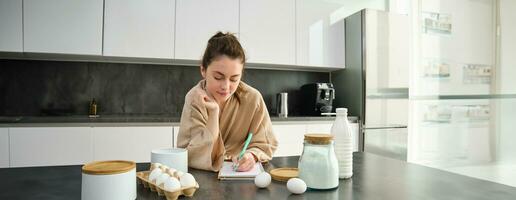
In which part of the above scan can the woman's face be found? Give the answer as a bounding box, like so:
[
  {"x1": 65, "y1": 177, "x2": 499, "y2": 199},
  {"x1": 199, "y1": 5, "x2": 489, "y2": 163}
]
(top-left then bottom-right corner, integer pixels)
[{"x1": 201, "y1": 55, "x2": 243, "y2": 105}]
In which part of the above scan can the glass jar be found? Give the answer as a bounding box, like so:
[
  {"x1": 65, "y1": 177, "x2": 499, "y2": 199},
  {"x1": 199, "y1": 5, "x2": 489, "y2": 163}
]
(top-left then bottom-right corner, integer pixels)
[{"x1": 298, "y1": 134, "x2": 339, "y2": 189}]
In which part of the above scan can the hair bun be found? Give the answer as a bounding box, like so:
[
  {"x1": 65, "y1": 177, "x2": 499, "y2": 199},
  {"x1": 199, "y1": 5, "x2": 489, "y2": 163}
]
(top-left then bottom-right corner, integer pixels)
[
  {"x1": 212, "y1": 31, "x2": 227, "y2": 38},
  {"x1": 202, "y1": 31, "x2": 245, "y2": 69}
]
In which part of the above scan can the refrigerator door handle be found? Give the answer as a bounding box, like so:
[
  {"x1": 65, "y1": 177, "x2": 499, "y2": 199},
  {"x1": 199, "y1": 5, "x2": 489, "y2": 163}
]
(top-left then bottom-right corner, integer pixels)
[{"x1": 363, "y1": 124, "x2": 408, "y2": 130}]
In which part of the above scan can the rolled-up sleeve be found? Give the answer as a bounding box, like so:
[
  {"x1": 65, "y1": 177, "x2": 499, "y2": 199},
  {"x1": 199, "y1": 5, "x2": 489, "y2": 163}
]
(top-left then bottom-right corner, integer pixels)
[
  {"x1": 177, "y1": 101, "x2": 225, "y2": 172},
  {"x1": 245, "y1": 97, "x2": 278, "y2": 162}
]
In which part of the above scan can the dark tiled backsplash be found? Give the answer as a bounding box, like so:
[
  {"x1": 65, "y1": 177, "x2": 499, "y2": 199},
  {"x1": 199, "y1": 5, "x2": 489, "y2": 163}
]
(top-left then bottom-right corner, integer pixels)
[{"x1": 0, "y1": 59, "x2": 329, "y2": 117}]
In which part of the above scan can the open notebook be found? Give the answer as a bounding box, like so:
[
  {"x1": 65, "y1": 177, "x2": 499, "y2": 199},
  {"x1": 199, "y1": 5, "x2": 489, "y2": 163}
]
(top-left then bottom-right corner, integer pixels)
[{"x1": 218, "y1": 161, "x2": 264, "y2": 180}]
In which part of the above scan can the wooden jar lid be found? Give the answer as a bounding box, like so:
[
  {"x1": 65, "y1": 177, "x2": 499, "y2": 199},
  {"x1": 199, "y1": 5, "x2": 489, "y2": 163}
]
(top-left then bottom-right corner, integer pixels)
[
  {"x1": 304, "y1": 134, "x2": 333, "y2": 144},
  {"x1": 82, "y1": 160, "x2": 136, "y2": 175},
  {"x1": 270, "y1": 168, "x2": 298, "y2": 182}
]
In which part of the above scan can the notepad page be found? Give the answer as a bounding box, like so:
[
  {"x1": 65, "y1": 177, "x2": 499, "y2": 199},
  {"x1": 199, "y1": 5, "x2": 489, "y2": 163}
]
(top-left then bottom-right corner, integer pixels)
[{"x1": 219, "y1": 162, "x2": 263, "y2": 177}]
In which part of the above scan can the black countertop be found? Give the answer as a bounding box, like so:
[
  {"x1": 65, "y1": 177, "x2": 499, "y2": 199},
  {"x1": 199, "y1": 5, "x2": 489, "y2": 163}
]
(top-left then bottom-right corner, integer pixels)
[
  {"x1": 0, "y1": 115, "x2": 181, "y2": 123},
  {"x1": 0, "y1": 115, "x2": 345, "y2": 125},
  {"x1": 1, "y1": 153, "x2": 515, "y2": 200}
]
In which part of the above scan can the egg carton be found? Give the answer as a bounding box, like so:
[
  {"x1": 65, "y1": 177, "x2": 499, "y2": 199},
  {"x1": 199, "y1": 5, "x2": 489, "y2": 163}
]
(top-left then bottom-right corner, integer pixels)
[{"x1": 136, "y1": 170, "x2": 199, "y2": 200}]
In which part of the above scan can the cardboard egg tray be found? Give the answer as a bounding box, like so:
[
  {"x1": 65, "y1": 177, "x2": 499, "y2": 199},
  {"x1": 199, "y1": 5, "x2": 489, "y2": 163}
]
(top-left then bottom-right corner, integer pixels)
[{"x1": 136, "y1": 171, "x2": 199, "y2": 200}]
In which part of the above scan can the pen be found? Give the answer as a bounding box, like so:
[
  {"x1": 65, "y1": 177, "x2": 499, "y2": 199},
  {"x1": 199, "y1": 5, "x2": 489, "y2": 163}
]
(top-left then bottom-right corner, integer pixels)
[{"x1": 233, "y1": 132, "x2": 253, "y2": 171}]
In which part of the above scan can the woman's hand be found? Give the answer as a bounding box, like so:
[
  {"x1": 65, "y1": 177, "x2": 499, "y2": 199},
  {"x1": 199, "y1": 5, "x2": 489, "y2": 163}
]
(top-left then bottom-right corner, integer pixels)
[
  {"x1": 232, "y1": 152, "x2": 257, "y2": 172},
  {"x1": 202, "y1": 94, "x2": 219, "y2": 114}
]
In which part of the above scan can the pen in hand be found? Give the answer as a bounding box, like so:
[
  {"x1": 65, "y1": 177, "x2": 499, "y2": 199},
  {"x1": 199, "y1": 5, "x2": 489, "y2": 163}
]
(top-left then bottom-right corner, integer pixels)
[{"x1": 233, "y1": 132, "x2": 253, "y2": 171}]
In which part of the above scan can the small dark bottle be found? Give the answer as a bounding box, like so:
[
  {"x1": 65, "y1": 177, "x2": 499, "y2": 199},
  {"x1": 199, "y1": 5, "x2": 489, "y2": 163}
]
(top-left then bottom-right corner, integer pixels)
[{"x1": 89, "y1": 98, "x2": 98, "y2": 117}]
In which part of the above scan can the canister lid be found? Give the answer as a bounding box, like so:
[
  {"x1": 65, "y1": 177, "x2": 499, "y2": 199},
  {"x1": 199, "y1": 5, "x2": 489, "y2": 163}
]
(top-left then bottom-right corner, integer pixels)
[
  {"x1": 82, "y1": 160, "x2": 136, "y2": 175},
  {"x1": 304, "y1": 134, "x2": 333, "y2": 144},
  {"x1": 270, "y1": 168, "x2": 298, "y2": 182}
]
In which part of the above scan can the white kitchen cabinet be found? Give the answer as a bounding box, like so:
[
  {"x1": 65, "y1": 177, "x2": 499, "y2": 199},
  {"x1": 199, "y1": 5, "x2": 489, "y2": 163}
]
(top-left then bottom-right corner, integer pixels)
[
  {"x1": 273, "y1": 120, "x2": 359, "y2": 157},
  {"x1": 9, "y1": 127, "x2": 93, "y2": 167},
  {"x1": 0, "y1": 0, "x2": 23, "y2": 52},
  {"x1": 272, "y1": 124, "x2": 306, "y2": 157},
  {"x1": 175, "y1": 0, "x2": 239, "y2": 60},
  {"x1": 295, "y1": 0, "x2": 386, "y2": 68},
  {"x1": 305, "y1": 122, "x2": 333, "y2": 134},
  {"x1": 239, "y1": 0, "x2": 295, "y2": 65},
  {"x1": 0, "y1": 128, "x2": 9, "y2": 168},
  {"x1": 295, "y1": 0, "x2": 346, "y2": 68},
  {"x1": 23, "y1": 0, "x2": 103, "y2": 55},
  {"x1": 103, "y1": 0, "x2": 175, "y2": 58},
  {"x1": 92, "y1": 126, "x2": 173, "y2": 163}
]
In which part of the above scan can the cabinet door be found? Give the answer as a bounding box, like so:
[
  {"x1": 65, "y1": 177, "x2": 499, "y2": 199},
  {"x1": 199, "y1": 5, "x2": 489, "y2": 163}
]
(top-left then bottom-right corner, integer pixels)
[
  {"x1": 92, "y1": 126, "x2": 173, "y2": 162},
  {"x1": 175, "y1": 0, "x2": 239, "y2": 60},
  {"x1": 272, "y1": 124, "x2": 306, "y2": 157},
  {"x1": 9, "y1": 127, "x2": 93, "y2": 167},
  {"x1": 0, "y1": 0, "x2": 22, "y2": 52},
  {"x1": 295, "y1": 0, "x2": 345, "y2": 68},
  {"x1": 240, "y1": 0, "x2": 295, "y2": 65},
  {"x1": 103, "y1": 0, "x2": 175, "y2": 58},
  {"x1": 23, "y1": 0, "x2": 103, "y2": 55},
  {"x1": 305, "y1": 122, "x2": 333, "y2": 134},
  {"x1": 0, "y1": 128, "x2": 9, "y2": 168}
]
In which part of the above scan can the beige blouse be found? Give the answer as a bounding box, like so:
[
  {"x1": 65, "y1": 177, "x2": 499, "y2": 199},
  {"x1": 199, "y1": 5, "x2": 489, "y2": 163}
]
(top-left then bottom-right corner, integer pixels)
[{"x1": 177, "y1": 80, "x2": 278, "y2": 172}]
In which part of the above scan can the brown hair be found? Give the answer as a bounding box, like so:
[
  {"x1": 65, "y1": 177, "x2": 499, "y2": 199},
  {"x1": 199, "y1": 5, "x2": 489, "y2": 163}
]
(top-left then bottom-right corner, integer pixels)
[
  {"x1": 201, "y1": 31, "x2": 246, "y2": 68},
  {"x1": 201, "y1": 31, "x2": 246, "y2": 101}
]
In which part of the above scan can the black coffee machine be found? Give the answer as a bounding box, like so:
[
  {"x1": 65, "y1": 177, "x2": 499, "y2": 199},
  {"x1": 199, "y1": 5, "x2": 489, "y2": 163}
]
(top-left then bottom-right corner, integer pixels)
[{"x1": 300, "y1": 83, "x2": 335, "y2": 116}]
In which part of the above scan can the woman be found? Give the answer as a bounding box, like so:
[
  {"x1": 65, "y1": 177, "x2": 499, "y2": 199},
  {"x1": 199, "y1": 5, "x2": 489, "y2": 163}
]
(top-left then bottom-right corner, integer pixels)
[{"x1": 177, "y1": 32, "x2": 278, "y2": 172}]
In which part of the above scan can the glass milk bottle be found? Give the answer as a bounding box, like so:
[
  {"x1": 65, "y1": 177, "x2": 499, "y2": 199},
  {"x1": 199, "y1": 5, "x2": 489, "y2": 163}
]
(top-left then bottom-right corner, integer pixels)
[
  {"x1": 331, "y1": 108, "x2": 353, "y2": 179},
  {"x1": 298, "y1": 134, "x2": 339, "y2": 189}
]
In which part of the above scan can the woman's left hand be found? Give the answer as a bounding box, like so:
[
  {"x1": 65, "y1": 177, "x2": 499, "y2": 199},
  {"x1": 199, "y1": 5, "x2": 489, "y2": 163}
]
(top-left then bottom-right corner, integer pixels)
[{"x1": 232, "y1": 152, "x2": 257, "y2": 172}]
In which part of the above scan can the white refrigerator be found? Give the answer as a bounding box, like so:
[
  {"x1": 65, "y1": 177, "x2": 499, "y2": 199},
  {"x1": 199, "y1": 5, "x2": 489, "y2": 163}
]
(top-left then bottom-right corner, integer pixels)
[{"x1": 334, "y1": 8, "x2": 411, "y2": 160}]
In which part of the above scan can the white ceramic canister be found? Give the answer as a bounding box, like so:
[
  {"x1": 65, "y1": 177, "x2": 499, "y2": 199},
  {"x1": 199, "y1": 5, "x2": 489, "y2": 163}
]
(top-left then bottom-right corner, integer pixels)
[
  {"x1": 81, "y1": 160, "x2": 136, "y2": 200},
  {"x1": 298, "y1": 134, "x2": 339, "y2": 189},
  {"x1": 151, "y1": 148, "x2": 188, "y2": 173}
]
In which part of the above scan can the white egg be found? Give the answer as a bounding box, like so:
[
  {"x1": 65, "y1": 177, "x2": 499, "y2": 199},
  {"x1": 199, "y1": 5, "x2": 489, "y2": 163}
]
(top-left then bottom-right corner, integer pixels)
[
  {"x1": 156, "y1": 173, "x2": 170, "y2": 187},
  {"x1": 164, "y1": 177, "x2": 181, "y2": 191},
  {"x1": 254, "y1": 172, "x2": 271, "y2": 188},
  {"x1": 175, "y1": 170, "x2": 184, "y2": 178},
  {"x1": 287, "y1": 178, "x2": 307, "y2": 194},
  {"x1": 179, "y1": 173, "x2": 196, "y2": 188},
  {"x1": 149, "y1": 168, "x2": 163, "y2": 182},
  {"x1": 167, "y1": 168, "x2": 177, "y2": 175},
  {"x1": 150, "y1": 163, "x2": 162, "y2": 170},
  {"x1": 166, "y1": 171, "x2": 176, "y2": 177},
  {"x1": 159, "y1": 165, "x2": 169, "y2": 171}
]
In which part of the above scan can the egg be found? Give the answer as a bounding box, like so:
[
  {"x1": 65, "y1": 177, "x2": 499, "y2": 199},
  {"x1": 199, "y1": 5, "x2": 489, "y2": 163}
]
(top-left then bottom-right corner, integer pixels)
[
  {"x1": 179, "y1": 173, "x2": 196, "y2": 187},
  {"x1": 149, "y1": 168, "x2": 163, "y2": 182},
  {"x1": 287, "y1": 178, "x2": 307, "y2": 194},
  {"x1": 175, "y1": 170, "x2": 184, "y2": 178},
  {"x1": 156, "y1": 173, "x2": 170, "y2": 187},
  {"x1": 166, "y1": 171, "x2": 175, "y2": 177},
  {"x1": 159, "y1": 165, "x2": 169, "y2": 171},
  {"x1": 167, "y1": 168, "x2": 177, "y2": 176},
  {"x1": 164, "y1": 177, "x2": 181, "y2": 191},
  {"x1": 254, "y1": 172, "x2": 271, "y2": 188},
  {"x1": 150, "y1": 163, "x2": 162, "y2": 171}
]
